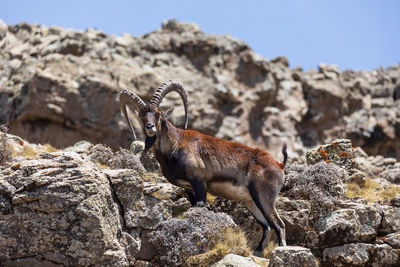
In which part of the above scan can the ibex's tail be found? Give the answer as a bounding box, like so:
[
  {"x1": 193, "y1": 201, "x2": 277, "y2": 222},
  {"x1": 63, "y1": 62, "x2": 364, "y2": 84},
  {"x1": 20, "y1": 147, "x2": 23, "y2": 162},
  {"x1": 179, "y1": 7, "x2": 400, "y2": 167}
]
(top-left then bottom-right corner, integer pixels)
[{"x1": 281, "y1": 144, "x2": 288, "y2": 169}]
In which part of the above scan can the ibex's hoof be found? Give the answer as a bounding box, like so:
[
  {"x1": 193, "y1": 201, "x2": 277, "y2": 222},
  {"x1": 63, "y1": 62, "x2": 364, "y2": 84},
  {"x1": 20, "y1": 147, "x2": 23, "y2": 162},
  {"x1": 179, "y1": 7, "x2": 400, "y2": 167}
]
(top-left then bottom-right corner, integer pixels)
[
  {"x1": 194, "y1": 201, "x2": 205, "y2": 207},
  {"x1": 253, "y1": 249, "x2": 262, "y2": 257}
]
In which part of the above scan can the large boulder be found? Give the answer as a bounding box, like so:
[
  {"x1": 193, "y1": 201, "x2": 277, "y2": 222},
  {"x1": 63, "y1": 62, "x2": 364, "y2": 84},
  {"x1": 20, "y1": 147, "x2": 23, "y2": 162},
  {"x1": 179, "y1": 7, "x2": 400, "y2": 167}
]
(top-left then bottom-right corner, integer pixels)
[
  {"x1": 315, "y1": 206, "x2": 381, "y2": 247},
  {"x1": 149, "y1": 207, "x2": 236, "y2": 266},
  {"x1": 0, "y1": 151, "x2": 133, "y2": 265},
  {"x1": 283, "y1": 161, "x2": 347, "y2": 217},
  {"x1": 377, "y1": 205, "x2": 400, "y2": 234},
  {"x1": 323, "y1": 243, "x2": 400, "y2": 267}
]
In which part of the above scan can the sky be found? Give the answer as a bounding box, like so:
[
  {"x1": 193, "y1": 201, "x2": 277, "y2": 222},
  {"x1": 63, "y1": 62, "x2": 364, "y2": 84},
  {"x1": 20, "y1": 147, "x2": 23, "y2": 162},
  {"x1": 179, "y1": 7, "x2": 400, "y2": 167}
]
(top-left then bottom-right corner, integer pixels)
[{"x1": 1, "y1": 0, "x2": 399, "y2": 71}]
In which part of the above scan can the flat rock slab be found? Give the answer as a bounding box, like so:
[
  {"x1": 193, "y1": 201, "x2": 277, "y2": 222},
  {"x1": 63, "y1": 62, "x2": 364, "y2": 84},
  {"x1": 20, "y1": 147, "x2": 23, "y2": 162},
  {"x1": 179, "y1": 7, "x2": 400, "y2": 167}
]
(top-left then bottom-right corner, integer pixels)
[{"x1": 268, "y1": 246, "x2": 318, "y2": 267}]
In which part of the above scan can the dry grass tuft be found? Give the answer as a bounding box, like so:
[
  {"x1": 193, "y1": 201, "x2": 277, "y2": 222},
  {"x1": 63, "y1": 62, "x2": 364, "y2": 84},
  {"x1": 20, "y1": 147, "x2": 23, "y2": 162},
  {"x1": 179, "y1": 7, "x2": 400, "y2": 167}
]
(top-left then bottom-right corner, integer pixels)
[
  {"x1": 206, "y1": 194, "x2": 216, "y2": 204},
  {"x1": 346, "y1": 178, "x2": 400, "y2": 203},
  {"x1": 185, "y1": 227, "x2": 252, "y2": 266},
  {"x1": 21, "y1": 145, "x2": 37, "y2": 159},
  {"x1": 42, "y1": 144, "x2": 58, "y2": 153},
  {"x1": 261, "y1": 241, "x2": 278, "y2": 259},
  {"x1": 216, "y1": 227, "x2": 251, "y2": 253}
]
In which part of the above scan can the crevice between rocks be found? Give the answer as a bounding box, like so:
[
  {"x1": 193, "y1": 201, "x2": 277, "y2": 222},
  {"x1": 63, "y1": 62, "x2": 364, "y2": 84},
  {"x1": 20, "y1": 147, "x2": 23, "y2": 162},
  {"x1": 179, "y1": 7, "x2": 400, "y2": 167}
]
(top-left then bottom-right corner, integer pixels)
[
  {"x1": 5, "y1": 255, "x2": 66, "y2": 267},
  {"x1": 104, "y1": 173, "x2": 127, "y2": 231}
]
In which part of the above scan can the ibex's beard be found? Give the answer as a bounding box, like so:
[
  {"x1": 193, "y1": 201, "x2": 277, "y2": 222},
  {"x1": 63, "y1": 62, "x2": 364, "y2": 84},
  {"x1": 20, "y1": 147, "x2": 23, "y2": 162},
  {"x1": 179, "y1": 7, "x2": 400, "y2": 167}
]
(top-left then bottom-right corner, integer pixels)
[{"x1": 144, "y1": 135, "x2": 157, "y2": 151}]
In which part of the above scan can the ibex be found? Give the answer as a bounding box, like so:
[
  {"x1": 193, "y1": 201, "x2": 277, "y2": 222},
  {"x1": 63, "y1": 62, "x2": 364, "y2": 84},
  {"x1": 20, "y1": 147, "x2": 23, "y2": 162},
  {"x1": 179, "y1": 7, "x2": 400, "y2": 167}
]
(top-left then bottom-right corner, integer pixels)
[{"x1": 120, "y1": 80, "x2": 287, "y2": 253}]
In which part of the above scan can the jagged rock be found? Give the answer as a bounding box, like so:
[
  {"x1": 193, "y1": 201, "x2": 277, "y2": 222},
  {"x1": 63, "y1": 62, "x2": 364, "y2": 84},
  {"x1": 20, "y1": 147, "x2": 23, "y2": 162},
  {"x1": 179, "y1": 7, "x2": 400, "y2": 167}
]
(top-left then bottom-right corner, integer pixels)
[
  {"x1": 0, "y1": 151, "x2": 133, "y2": 265},
  {"x1": 306, "y1": 139, "x2": 355, "y2": 173},
  {"x1": 354, "y1": 153, "x2": 400, "y2": 184},
  {"x1": 323, "y1": 243, "x2": 374, "y2": 266},
  {"x1": 315, "y1": 206, "x2": 381, "y2": 247},
  {"x1": 149, "y1": 207, "x2": 236, "y2": 266},
  {"x1": 130, "y1": 141, "x2": 160, "y2": 173},
  {"x1": 111, "y1": 148, "x2": 146, "y2": 172},
  {"x1": 64, "y1": 140, "x2": 93, "y2": 154},
  {"x1": 283, "y1": 161, "x2": 347, "y2": 217},
  {"x1": 1, "y1": 21, "x2": 399, "y2": 161},
  {"x1": 377, "y1": 205, "x2": 400, "y2": 234},
  {"x1": 212, "y1": 254, "x2": 260, "y2": 267},
  {"x1": 385, "y1": 233, "x2": 400, "y2": 249},
  {"x1": 276, "y1": 197, "x2": 312, "y2": 246},
  {"x1": 371, "y1": 244, "x2": 400, "y2": 267},
  {"x1": 103, "y1": 168, "x2": 189, "y2": 260},
  {"x1": 268, "y1": 246, "x2": 318, "y2": 267},
  {"x1": 323, "y1": 243, "x2": 400, "y2": 267}
]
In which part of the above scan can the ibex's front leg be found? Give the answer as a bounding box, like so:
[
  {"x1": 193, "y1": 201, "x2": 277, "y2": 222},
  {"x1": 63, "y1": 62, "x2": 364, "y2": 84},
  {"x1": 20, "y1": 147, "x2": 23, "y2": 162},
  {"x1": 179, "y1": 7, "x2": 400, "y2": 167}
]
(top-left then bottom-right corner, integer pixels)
[
  {"x1": 185, "y1": 189, "x2": 196, "y2": 206},
  {"x1": 189, "y1": 176, "x2": 207, "y2": 207}
]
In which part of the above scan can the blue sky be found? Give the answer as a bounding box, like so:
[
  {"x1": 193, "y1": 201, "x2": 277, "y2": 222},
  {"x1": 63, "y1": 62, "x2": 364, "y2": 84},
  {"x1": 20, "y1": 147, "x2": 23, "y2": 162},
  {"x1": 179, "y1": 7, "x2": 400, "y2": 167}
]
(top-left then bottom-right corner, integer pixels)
[{"x1": 1, "y1": 0, "x2": 399, "y2": 71}]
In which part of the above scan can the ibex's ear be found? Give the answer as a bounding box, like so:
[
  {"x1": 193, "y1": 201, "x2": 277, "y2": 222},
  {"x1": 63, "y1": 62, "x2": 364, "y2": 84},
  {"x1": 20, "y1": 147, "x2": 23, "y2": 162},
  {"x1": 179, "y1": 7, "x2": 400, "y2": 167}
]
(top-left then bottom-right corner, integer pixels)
[{"x1": 163, "y1": 108, "x2": 174, "y2": 119}]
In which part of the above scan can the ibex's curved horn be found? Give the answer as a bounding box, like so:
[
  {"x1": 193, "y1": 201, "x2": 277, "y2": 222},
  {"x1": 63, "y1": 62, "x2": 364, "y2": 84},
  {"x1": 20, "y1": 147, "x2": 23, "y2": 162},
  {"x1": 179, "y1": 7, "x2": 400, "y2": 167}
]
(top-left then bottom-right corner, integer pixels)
[
  {"x1": 119, "y1": 89, "x2": 146, "y2": 140},
  {"x1": 149, "y1": 80, "x2": 189, "y2": 129}
]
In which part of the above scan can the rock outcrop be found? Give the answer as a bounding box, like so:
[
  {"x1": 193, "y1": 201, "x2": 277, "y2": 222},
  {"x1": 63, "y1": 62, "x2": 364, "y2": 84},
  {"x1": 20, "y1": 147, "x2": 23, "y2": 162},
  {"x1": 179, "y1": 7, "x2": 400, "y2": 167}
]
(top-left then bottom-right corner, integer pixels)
[
  {"x1": 1, "y1": 131, "x2": 400, "y2": 266},
  {"x1": 1, "y1": 19, "x2": 399, "y2": 161}
]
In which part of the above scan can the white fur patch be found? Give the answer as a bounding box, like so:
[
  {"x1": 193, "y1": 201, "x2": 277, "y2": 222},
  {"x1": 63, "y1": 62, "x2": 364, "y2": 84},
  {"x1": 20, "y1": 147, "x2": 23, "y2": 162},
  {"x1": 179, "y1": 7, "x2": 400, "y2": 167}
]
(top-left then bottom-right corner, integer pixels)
[{"x1": 208, "y1": 182, "x2": 252, "y2": 202}]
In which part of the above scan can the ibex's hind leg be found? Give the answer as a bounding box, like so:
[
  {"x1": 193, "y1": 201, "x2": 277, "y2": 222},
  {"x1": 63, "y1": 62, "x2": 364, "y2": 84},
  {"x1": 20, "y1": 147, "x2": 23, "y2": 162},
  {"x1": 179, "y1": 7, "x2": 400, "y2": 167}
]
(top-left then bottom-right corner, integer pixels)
[
  {"x1": 272, "y1": 206, "x2": 286, "y2": 246},
  {"x1": 245, "y1": 202, "x2": 273, "y2": 255},
  {"x1": 248, "y1": 182, "x2": 286, "y2": 247}
]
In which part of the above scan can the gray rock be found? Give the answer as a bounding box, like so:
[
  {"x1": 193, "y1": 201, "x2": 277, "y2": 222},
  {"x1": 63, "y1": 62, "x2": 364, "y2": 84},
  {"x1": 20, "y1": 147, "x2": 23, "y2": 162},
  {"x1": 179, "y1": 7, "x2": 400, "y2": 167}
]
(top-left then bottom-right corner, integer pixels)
[
  {"x1": 370, "y1": 244, "x2": 399, "y2": 267},
  {"x1": 323, "y1": 242, "x2": 400, "y2": 266},
  {"x1": 276, "y1": 197, "x2": 312, "y2": 245},
  {"x1": 378, "y1": 205, "x2": 400, "y2": 234},
  {"x1": 65, "y1": 140, "x2": 94, "y2": 154},
  {"x1": 323, "y1": 243, "x2": 374, "y2": 266},
  {"x1": 268, "y1": 246, "x2": 318, "y2": 267},
  {"x1": 149, "y1": 207, "x2": 236, "y2": 266},
  {"x1": 212, "y1": 254, "x2": 260, "y2": 267},
  {"x1": 385, "y1": 233, "x2": 400, "y2": 249},
  {"x1": 130, "y1": 141, "x2": 160, "y2": 173},
  {"x1": 316, "y1": 206, "x2": 381, "y2": 247},
  {"x1": 284, "y1": 161, "x2": 347, "y2": 217},
  {"x1": 306, "y1": 139, "x2": 355, "y2": 173},
  {"x1": 0, "y1": 151, "x2": 132, "y2": 265}
]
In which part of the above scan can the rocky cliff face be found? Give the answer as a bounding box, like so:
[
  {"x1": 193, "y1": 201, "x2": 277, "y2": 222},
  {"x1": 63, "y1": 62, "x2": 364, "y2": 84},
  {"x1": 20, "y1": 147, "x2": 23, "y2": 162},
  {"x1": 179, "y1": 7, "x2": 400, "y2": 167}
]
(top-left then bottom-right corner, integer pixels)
[{"x1": 1, "y1": 19, "x2": 399, "y2": 160}]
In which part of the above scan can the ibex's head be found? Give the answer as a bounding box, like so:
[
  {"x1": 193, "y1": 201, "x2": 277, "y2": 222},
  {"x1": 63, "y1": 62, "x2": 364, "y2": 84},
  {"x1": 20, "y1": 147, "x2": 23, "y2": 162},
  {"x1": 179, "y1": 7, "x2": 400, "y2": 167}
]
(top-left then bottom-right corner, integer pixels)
[{"x1": 119, "y1": 80, "x2": 189, "y2": 148}]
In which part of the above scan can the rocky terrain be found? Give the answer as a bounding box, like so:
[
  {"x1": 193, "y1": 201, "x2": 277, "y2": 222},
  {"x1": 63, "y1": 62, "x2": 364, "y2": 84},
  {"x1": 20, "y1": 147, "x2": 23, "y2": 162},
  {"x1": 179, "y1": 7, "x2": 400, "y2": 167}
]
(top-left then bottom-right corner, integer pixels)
[
  {"x1": 1, "y1": 19, "x2": 400, "y2": 266},
  {"x1": 1, "y1": 19, "x2": 399, "y2": 160},
  {"x1": 1, "y1": 128, "x2": 399, "y2": 266}
]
